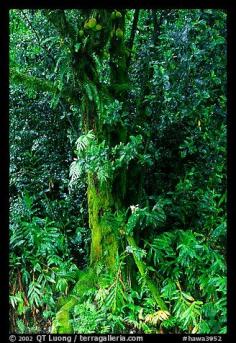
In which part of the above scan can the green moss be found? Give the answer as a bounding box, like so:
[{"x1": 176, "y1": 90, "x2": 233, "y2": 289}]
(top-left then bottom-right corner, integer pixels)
[
  {"x1": 56, "y1": 311, "x2": 71, "y2": 333},
  {"x1": 51, "y1": 297, "x2": 76, "y2": 333},
  {"x1": 87, "y1": 173, "x2": 119, "y2": 269},
  {"x1": 57, "y1": 295, "x2": 68, "y2": 309},
  {"x1": 73, "y1": 268, "x2": 96, "y2": 296},
  {"x1": 51, "y1": 268, "x2": 97, "y2": 333}
]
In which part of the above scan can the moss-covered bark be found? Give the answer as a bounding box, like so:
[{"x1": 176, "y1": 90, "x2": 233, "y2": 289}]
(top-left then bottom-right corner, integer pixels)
[
  {"x1": 84, "y1": 11, "x2": 129, "y2": 271},
  {"x1": 51, "y1": 268, "x2": 96, "y2": 333},
  {"x1": 87, "y1": 173, "x2": 119, "y2": 269}
]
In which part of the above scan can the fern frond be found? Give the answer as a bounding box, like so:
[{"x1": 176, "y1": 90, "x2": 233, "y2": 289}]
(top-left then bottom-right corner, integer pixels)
[{"x1": 75, "y1": 130, "x2": 95, "y2": 154}]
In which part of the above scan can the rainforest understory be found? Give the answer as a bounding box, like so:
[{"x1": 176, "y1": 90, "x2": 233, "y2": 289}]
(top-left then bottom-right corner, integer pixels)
[{"x1": 9, "y1": 9, "x2": 226, "y2": 334}]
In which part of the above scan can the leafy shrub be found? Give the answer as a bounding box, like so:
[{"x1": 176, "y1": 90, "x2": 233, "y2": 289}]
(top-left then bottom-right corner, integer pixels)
[{"x1": 9, "y1": 193, "x2": 80, "y2": 333}]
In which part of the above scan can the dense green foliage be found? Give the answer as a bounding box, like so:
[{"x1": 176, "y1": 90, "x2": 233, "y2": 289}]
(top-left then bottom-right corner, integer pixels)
[{"x1": 10, "y1": 9, "x2": 226, "y2": 334}]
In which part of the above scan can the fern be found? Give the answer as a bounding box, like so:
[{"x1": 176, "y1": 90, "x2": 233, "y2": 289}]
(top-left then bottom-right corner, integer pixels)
[
  {"x1": 126, "y1": 203, "x2": 166, "y2": 235},
  {"x1": 100, "y1": 211, "x2": 125, "y2": 234},
  {"x1": 75, "y1": 130, "x2": 95, "y2": 153},
  {"x1": 84, "y1": 82, "x2": 94, "y2": 101},
  {"x1": 28, "y1": 281, "x2": 42, "y2": 307},
  {"x1": 98, "y1": 259, "x2": 127, "y2": 314},
  {"x1": 73, "y1": 300, "x2": 109, "y2": 333},
  {"x1": 69, "y1": 160, "x2": 83, "y2": 187}
]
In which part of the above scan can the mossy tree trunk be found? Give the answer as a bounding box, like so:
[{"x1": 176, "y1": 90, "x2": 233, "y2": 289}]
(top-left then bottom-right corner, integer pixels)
[
  {"x1": 76, "y1": 10, "x2": 129, "y2": 272},
  {"x1": 42, "y1": 8, "x2": 127, "y2": 271},
  {"x1": 87, "y1": 173, "x2": 119, "y2": 269}
]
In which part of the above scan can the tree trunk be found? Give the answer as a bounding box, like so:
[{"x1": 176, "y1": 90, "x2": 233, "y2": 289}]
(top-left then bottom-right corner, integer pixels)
[
  {"x1": 88, "y1": 173, "x2": 119, "y2": 269},
  {"x1": 84, "y1": 10, "x2": 128, "y2": 272},
  {"x1": 43, "y1": 9, "x2": 169, "y2": 332}
]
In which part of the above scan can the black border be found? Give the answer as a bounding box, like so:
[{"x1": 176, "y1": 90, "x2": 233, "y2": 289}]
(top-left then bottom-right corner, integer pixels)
[
  {"x1": 1, "y1": 1, "x2": 235, "y2": 341},
  {"x1": 0, "y1": 2, "x2": 10, "y2": 341}
]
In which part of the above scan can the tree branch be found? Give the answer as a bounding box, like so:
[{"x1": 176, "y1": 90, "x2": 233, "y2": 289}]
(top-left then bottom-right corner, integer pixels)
[
  {"x1": 21, "y1": 10, "x2": 56, "y2": 66},
  {"x1": 126, "y1": 235, "x2": 169, "y2": 311},
  {"x1": 127, "y1": 9, "x2": 140, "y2": 68},
  {"x1": 152, "y1": 10, "x2": 159, "y2": 45},
  {"x1": 152, "y1": 10, "x2": 172, "y2": 45},
  {"x1": 41, "y1": 9, "x2": 76, "y2": 49},
  {"x1": 10, "y1": 68, "x2": 79, "y2": 105}
]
